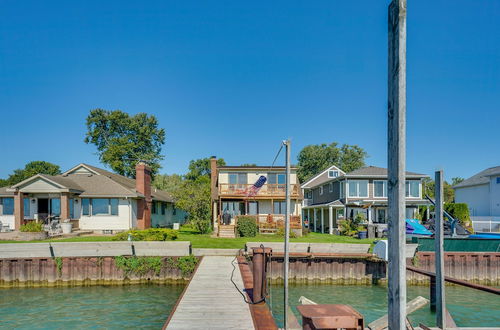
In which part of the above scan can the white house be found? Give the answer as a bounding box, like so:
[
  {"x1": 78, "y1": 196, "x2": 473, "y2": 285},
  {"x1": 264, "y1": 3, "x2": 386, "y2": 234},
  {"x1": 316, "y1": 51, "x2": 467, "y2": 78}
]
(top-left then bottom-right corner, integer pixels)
[
  {"x1": 453, "y1": 166, "x2": 500, "y2": 232},
  {"x1": 0, "y1": 163, "x2": 186, "y2": 233}
]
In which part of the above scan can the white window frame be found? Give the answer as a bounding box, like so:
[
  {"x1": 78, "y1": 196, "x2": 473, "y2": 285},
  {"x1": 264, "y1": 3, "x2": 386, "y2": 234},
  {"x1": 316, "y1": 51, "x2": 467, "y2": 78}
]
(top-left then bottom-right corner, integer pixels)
[
  {"x1": 340, "y1": 181, "x2": 345, "y2": 198},
  {"x1": 319, "y1": 186, "x2": 324, "y2": 195},
  {"x1": 328, "y1": 170, "x2": 339, "y2": 178},
  {"x1": 329, "y1": 182, "x2": 333, "y2": 193},
  {"x1": 405, "y1": 180, "x2": 421, "y2": 198},
  {"x1": 373, "y1": 180, "x2": 388, "y2": 198},
  {"x1": 348, "y1": 180, "x2": 368, "y2": 198}
]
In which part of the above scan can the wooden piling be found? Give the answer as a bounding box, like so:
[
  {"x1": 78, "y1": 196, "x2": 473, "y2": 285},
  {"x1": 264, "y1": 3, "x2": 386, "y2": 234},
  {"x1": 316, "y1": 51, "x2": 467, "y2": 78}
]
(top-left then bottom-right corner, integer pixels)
[
  {"x1": 435, "y1": 170, "x2": 446, "y2": 328},
  {"x1": 387, "y1": 0, "x2": 407, "y2": 328}
]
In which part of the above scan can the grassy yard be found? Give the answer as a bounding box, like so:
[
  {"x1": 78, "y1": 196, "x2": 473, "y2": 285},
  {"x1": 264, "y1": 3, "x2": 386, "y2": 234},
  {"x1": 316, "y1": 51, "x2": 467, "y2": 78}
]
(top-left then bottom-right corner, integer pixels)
[{"x1": 0, "y1": 227, "x2": 377, "y2": 249}]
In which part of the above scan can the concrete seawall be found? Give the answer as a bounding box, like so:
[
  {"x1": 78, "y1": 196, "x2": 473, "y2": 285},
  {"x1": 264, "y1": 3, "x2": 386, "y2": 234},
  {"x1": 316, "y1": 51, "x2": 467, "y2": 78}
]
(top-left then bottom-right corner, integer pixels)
[
  {"x1": 0, "y1": 256, "x2": 192, "y2": 288},
  {"x1": 266, "y1": 252, "x2": 500, "y2": 285}
]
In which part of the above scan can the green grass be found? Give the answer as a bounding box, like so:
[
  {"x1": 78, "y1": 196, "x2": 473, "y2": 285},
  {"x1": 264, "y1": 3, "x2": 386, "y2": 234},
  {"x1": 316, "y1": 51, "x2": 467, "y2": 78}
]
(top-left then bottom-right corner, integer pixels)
[{"x1": 0, "y1": 227, "x2": 378, "y2": 249}]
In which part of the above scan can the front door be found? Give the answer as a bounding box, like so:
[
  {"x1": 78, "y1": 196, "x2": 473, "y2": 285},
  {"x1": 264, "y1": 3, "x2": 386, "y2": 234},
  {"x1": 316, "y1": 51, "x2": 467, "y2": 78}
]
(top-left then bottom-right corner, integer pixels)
[
  {"x1": 222, "y1": 201, "x2": 245, "y2": 221},
  {"x1": 37, "y1": 198, "x2": 49, "y2": 220}
]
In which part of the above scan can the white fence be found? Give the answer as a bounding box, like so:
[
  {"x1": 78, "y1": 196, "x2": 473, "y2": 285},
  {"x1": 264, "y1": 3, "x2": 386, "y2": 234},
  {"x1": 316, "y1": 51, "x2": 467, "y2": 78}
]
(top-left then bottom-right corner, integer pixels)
[{"x1": 471, "y1": 216, "x2": 500, "y2": 233}]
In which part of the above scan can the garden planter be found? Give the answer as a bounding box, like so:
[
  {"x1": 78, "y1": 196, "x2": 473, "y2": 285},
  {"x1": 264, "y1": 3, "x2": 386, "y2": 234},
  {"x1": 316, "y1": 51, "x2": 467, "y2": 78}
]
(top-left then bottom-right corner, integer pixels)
[
  {"x1": 357, "y1": 231, "x2": 368, "y2": 239},
  {"x1": 61, "y1": 223, "x2": 73, "y2": 234}
]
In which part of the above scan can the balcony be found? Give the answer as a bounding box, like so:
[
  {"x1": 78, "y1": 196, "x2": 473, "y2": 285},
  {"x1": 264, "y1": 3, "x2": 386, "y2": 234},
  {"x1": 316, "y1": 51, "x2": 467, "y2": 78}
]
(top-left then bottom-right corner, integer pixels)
[{"x1": 218, "y1": 183, "x2": 300, "y2": 198}]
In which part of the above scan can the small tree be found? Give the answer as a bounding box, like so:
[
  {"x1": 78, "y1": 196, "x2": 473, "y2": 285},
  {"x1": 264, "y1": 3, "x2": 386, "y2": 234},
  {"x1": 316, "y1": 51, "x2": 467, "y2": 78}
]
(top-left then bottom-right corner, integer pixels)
[
  {"x1": 2, "y1": 161, "x2": 61, "y2": 186},
  {"x1": 173, "y1": 176, "x2": 212, "y2": 233}
]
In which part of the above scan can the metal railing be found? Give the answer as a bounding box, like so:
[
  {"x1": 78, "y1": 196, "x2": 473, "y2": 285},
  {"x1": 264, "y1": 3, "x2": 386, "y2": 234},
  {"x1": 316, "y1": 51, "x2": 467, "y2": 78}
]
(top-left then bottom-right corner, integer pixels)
[
  {"x1": 471, "y1": 218, "x2": 500, "y2": 233},
  {"x1": 218, "y1": 183, "x2": 300, "y2": 196}
]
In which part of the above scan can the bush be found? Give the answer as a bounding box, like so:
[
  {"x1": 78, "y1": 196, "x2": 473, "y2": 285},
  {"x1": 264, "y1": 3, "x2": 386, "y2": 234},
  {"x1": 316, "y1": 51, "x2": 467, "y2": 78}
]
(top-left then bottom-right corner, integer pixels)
[
  {"x1": 236, "y1": 216, "x2": 258, "y2": 237},
  {"x1": 190, "y1": 219, "x2": 212, "y2": 234},
  {"x1": 176, "y1": 255, "x2": 198, "y2": 277},
  {"x1": 445, "y1": 203, "x2": 471, "y2": 225},
  {"x1": 276, "y1": 227, "x2": 297, "y2": 238},
  {"x1": 302, "y1": 228, "x2": 310, "y2": 236},
  {"x1": 20, "y1": 222, "x2": 43, "y2": 232},
  {"x1": 112, "y1": 228, "x2": 178, "y2": 241},
  {"x1": 114, "y1": 256, "x2": 163, "y2": 276}
]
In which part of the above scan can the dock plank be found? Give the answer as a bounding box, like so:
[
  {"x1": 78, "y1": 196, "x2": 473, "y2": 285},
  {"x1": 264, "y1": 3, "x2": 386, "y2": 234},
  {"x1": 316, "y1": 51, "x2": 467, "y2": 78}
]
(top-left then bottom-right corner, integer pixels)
[{"x1": 166, "y1": 256, "x2": 254, "y2": 330}]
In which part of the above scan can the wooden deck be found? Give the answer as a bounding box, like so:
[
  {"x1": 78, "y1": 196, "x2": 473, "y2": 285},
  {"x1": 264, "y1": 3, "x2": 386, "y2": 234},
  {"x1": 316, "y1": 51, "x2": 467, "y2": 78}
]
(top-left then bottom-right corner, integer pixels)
[{"x1": 165, "y1": 256, "x2": 254, "y2": 329}]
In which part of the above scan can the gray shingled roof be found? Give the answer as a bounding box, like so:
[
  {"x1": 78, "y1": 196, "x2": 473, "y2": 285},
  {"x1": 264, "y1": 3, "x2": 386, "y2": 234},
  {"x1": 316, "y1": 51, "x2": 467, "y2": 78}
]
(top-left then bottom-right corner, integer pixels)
[
  {"x1": 1, "y1": 164, "x2": 174, "y2": 202},
  {"x1": 346, "y1": 166, "x2": 426, "y2": 177},
  {"x1": 453, "y1": 166, "x2": 500, "y2": 189}
]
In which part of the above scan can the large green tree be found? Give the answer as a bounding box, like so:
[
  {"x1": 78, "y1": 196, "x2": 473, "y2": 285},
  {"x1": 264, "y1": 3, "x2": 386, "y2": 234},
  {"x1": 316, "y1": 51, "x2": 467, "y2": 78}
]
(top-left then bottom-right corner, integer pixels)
[
  {"x1": 172, "y1": 176, "x2": 212, "y2": 233},
  {"x1": 153, "y1": 174, "x2": 184, "y2": 195},
  {"x1": 297, "y1": 143, "x2": 367, "y2": 182},
  {"x1": 85, "y1": 109, "x2": 165, "y2": 178},
  {"x1": 185, "y1": 157, "x2": 226, "y2": 181},
  {"x1": 422, "y1": 177, "x2": 455, "y2": 203},
  {"x1": 0, "y1": 161, "x2": 61, "y2": 187}
]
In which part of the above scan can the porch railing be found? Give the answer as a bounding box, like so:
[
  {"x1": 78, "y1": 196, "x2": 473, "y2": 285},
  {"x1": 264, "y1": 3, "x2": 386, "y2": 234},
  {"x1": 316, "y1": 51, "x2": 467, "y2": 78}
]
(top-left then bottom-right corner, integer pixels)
[
  {"x1": 236, "y1": 214, "x2": 302, "y2": 233},
  {"x1": 218, "y1": 183, "x2": 300, "y2": 197}
]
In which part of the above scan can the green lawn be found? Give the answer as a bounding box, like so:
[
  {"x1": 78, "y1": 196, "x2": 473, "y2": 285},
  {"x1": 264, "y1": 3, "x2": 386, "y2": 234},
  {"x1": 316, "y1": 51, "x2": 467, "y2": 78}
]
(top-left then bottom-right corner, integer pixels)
[{"x1": 0, "y1": 228, "x2": 377, "y2": 249}]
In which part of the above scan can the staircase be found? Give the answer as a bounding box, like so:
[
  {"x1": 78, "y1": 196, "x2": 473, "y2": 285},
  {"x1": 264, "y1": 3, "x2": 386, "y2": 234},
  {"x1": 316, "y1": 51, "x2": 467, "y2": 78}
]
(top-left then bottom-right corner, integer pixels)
[{"x1": 218, "y1": 225, "x2": 236, "y2": 238}]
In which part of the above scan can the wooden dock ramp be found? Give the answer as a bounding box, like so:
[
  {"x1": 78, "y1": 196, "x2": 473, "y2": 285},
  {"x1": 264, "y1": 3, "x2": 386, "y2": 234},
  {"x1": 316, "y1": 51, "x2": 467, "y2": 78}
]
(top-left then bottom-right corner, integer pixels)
[{"x1": 165, "y1": 256, "x2": 254, "y2": 329}]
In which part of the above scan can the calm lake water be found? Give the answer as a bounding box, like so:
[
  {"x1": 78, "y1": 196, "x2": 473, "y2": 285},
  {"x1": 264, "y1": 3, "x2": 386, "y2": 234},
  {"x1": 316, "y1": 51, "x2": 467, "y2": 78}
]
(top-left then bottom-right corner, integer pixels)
[
  {"x1": 0, "y1": 284, "x2": 185, "y2": 329},
  {"x1": 269, "y1": 284, "x2": 500, "y2": 328}
]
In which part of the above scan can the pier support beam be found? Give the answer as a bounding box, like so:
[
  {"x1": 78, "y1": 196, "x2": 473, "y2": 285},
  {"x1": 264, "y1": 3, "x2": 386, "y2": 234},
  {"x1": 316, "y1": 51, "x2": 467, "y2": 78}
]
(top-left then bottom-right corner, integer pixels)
[
  {"x1": 435, "y1": 170, "x2": 446, "y2": 328},
  {"x1": 387, "y1": 0, "x2": 407, "y2": 329}
]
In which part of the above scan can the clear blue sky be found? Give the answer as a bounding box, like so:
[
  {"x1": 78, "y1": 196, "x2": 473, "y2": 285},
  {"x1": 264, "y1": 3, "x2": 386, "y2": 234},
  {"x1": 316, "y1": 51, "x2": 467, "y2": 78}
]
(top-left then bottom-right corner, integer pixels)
[{"x1": 1, "y1": 0, "x2": 498, "y2": 181}]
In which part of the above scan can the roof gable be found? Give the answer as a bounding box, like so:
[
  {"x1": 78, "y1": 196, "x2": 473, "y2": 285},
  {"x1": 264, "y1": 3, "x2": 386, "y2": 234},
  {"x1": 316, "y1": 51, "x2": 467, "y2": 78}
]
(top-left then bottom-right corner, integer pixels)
[
  {"x1": 301, "y1": 165, "x2": 345, "y2": 189},
  {"x1": 13, "y1": 175, "x2": 67, "y2": 193},
  {"x1": 63, "y1": 164, "x2": 100, "y2": 176},
  {"x1": 453, "y1": 166, "x2": 500, "y2": 189}
]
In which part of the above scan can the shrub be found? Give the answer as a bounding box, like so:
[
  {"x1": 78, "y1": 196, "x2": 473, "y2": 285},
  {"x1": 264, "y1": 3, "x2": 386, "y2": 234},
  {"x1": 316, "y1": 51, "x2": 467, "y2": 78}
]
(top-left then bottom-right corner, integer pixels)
[
  {"x1": 276, "y1": 227, "x2": 297, "y2": 238},
  {"x1": 236, "y1": 216, "x2": 258, "y2": 237},
  {"x1": 114, "y1": 256, "x2": 163, "y2": 276},
  {"x1": 20, "y1": 222, "x2": 43, "y2": 232},
  {"x1": 445, "y1": 203, "x2": 471, "y2": 225},
  {"x1": 176, "y1": 255, "x2": 198, "y2": 277},
  {"x1": 112, "y1": 228, "x2": 178, "y2": 241},
  {"x1": 190, "y1": 219, "x2": 212, "y2": 234},
  {"x1": 302, "y1": 228, "x2": 310, "y2": 236}
]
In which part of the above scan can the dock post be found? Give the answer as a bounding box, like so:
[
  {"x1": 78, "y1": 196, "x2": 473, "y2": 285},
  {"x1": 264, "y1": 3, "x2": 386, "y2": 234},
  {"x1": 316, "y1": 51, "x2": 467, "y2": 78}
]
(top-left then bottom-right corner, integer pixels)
[
  {"x1": 387, "y1": 0, "x2": 407, "y2": 329},
  {"x1": 430, "y1": 275, "x2": 436, "y2": 311},
  {"x1": 283, "y1": 139, "x2": 291, "y2": 329},
  {"x1": 435, "y1": 170, "x2": 446, "y2": 327},
  {"x1": 251, "y1": 247, "x2": 272, "y2": 303}
]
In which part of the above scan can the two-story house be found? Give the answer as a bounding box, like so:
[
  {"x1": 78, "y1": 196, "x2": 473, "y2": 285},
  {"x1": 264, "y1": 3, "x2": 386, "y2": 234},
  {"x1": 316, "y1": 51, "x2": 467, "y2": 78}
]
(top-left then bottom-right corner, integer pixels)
[
  {"x1": 210, "y1": 157, "x2": 303, "y2": 237},
  {"x1": 301, "y1": 165, "x2": 429, "y2": 234},
  {"x1": 453, "y1": 166, "x2": 500, "y2": 232}
]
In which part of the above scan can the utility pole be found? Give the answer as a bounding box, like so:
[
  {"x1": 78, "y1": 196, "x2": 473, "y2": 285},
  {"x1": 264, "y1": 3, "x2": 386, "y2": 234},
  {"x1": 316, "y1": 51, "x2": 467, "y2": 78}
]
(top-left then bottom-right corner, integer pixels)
[
  {"x1": 387, "y1": 0, "x2": 407, "y2": 329},
  {"x1": 283, "y1": 139, "x2": 291, "y2": 330},
  {"x1": 435, "y1": 170, "x2": 446, "y2": 328}
]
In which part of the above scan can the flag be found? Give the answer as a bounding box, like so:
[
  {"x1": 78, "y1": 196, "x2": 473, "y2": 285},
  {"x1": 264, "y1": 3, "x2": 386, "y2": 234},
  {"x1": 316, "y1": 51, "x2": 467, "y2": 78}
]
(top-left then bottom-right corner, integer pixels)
[{"x1": 246, "y1": 175, "x2": 267, "y2": 197}]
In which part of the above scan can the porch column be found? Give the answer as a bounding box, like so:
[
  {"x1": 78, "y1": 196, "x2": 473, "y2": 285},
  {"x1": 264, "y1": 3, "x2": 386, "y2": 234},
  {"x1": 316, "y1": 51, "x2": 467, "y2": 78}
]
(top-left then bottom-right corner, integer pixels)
[
  {"x1": 14, "y1": 191, "x2": 24, "y2": 230},
  {"x1": 321, "y1": 208, "x2": 324, "y2": 234},
  {"x1": 61, "y1": 193, "x2": 70, "y2": 220},
  {"x1": 328, "y1": 206, "x2": 333, "y2": 235},
  {"x1": 368, "y1": 206, "x2": 372, "y2": 224},
  {"x1": 313, "y1": 208, "x2": 317, "y2": 232}
]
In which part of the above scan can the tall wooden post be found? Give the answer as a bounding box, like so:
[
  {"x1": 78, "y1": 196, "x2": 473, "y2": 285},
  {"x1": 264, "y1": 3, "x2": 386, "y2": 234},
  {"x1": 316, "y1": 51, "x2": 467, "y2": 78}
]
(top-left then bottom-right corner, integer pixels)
[
  {"x1": 387, "y1": 0, "x2": 407, "y2": 329},
  {"x1": 435, "y1": 170, "x2": 446, "y2": 328},
  {"x1": 328, "y1": 206, "x2": 334, "y2": 235},
  {"x1": 283, "y1": 140, "x2": 291, "y2": 329}
]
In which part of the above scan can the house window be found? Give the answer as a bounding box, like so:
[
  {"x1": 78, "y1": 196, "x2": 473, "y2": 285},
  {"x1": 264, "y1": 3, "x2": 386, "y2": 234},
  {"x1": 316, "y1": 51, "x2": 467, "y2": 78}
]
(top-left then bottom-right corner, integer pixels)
[
  {"x1": 248, "y1": 201, "x2": 259, "y2": 215},
  {"x1": 405, "y1": 181, "x2": 420, "y2": 198},
  {"x1": 268, "y1": 173, "x2": 286, "y2": 185},
  {"x1": 229, "y1": 173, "x2": 248, "y2": 185},
  {"x1": 328, "y1": 170, "x2": 339, "y2": 178},
  {"x1": 161, "y1": 203, "x2": 166, "y2": 215},
  {"x1": 82, "y1": 198, "x2": 90, "y2": 216},
  {"x1": 329, "y1": 182, "x2": 333, "y2": 193},
  {"x1": 173, "y1": 206, "x2": 177, "y2": 215},
  {"x1": 24, "y1": 198, "x2": 30, "y2": 217},
  {"x1": 375, "y1": 208, "x2": 387, "y2": 223},
  {"x1": 50, "y1": 198, "x2": 61, "y2": 216},
  {"x1": 152, "y1": 201, "x2": 157, "y2": 214},
  {"x1": 348, "y1": 180, "x2": 368, "y2": 198},
  {"x1": 273, "y1": 201, "x2": 286, "y2": 214},
  {"x1": 340, "y1": 181, "x2": 345, "y2": 198},
  {"x1": 497, "y1": 177, "x2": 500, "y2": 184},
  {"x1": 374, "y1": 180, "x2": 387, "y2": 197},
  {"x1": 0, "y1": 198, "x2": 14, "y2": 215},
  {"x1": 319, "y1": 186, "x2": 324, "y2": 195},
  {"x1": 85, "y1": 198, "x2": 119, "y2": 216}
]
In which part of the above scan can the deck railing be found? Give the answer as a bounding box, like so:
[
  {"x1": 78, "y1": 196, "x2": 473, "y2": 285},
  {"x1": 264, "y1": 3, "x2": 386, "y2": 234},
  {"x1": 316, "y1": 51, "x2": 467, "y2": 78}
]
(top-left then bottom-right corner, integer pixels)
[
  {"x1": 218, "y1": 183, "x2": 300, "y2": 197},
  {"x1": 235, "y1": 214, "x2": 302, "y2": 233}
]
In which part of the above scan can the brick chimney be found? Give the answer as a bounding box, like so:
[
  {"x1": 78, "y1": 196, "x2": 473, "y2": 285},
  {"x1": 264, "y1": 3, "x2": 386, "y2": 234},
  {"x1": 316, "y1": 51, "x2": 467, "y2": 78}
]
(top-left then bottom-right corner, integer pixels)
[
  {"x1": 136, "y1": 162, "x2": 152, "y2": 229},
  {"x1": 210, "y1": 156, "x2": 218, "y2": 201}
]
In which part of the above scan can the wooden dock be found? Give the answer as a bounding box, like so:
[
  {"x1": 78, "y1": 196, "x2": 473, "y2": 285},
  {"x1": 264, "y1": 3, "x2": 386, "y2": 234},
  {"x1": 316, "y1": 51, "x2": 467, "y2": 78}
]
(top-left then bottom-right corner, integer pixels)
[{"x1": 165, "y1": 256, "x2": 254, "y2": 329}]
